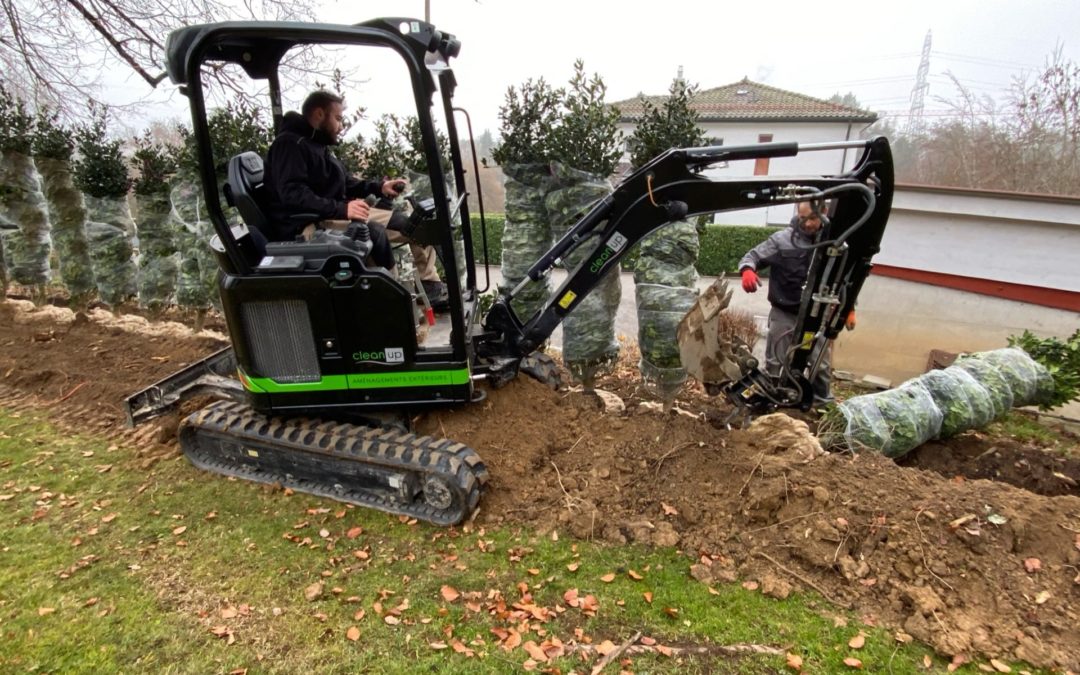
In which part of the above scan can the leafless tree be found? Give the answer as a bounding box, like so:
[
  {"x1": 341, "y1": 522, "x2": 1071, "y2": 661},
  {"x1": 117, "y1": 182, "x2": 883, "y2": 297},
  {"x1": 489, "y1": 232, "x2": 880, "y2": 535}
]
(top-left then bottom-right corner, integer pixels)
[
  {"x1": 0, "y1": 0, "x2": 324, "y2": 117},
  {"x1": 876, "y1": 50, "x2": 1080, "y2": 196}
]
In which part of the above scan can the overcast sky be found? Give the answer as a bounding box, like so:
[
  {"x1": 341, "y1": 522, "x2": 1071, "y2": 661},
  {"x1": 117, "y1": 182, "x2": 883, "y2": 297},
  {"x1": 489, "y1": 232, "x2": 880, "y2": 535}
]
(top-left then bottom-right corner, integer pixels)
[{"x1": 113, "y1": 0, "x2": 1080, "y2": 137}]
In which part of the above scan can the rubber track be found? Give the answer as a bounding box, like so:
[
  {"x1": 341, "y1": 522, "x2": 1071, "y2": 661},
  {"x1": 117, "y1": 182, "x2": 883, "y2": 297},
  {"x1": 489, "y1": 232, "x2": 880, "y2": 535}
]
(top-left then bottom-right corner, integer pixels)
[{"x1": 180, "y1": 400, "x2": 489, "y2": 526}]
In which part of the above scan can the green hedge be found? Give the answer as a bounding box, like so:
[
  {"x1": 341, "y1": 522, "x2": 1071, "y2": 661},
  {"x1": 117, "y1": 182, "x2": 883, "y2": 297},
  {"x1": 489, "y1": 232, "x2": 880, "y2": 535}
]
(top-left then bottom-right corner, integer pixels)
[{"x1": 468, "y1": 214, "x2": 779, "y2": 277}]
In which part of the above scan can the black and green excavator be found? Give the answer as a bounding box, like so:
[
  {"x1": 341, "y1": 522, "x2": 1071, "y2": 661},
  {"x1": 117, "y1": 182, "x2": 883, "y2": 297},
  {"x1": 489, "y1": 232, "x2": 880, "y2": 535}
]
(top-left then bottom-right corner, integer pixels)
[{"x1": 126, "y1": 17, "x2": 895, "y2": 525}]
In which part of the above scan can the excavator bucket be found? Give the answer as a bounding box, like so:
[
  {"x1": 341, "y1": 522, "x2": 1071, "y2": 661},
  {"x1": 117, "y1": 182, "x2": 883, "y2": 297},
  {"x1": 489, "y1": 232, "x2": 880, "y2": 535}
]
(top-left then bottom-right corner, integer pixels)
[{"x1": 676, "y1": 279, "x2": 758, "y2": 390}]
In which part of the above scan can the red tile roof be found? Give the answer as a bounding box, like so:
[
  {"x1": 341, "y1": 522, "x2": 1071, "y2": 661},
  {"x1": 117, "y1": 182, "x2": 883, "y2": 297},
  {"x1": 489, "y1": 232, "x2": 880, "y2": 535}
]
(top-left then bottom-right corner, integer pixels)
[{"x1": 613, "y1": 78, "x2": 878, "y2": 123}]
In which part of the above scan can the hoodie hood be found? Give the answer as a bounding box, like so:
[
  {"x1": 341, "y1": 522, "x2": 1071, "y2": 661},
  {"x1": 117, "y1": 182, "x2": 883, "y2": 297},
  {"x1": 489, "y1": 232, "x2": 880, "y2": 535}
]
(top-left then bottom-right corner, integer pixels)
[{"x1": 281, "y1": 111, "x2": 338, "y2": 146}]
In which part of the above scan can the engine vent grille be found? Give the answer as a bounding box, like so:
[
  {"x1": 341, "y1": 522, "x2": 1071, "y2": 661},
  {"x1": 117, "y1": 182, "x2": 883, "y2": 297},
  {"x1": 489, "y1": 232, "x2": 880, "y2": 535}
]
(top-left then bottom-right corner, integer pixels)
[{"x1": 240, "y1": 300, "x2": 320, "y2": 383}]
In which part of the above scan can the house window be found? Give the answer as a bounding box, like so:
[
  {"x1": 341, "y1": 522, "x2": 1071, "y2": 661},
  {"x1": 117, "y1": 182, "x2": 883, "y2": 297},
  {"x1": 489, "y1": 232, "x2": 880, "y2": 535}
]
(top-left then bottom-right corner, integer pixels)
[{"x1": 754, "y1": 133, "x2": 773, "y2": 175}]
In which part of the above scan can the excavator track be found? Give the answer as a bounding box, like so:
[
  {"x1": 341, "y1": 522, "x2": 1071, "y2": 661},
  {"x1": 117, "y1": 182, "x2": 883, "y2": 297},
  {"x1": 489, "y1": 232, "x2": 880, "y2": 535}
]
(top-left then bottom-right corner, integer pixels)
[{"x1": 180, "y1": 400, "x2": 488, "y2": 526}]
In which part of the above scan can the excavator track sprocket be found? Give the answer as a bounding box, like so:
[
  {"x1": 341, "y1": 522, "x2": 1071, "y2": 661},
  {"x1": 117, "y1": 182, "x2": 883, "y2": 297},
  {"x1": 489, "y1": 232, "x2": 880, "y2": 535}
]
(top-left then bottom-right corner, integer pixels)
[{"x1": 179, "y1": 400, "x2": 488, "y2": 526}]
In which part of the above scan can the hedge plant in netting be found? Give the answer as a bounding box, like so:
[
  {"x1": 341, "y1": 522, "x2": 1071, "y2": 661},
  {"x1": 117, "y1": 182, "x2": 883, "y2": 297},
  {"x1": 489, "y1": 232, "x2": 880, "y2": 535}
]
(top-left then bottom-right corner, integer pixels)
[
  {"x1": 819, "y1": 347, "x2": 1055, "y2": 458},
  {"x1": 132, "y1": 132, "x2": 179, "y2": 314},
  {"x1": 544, "y1": 60, "x2": 624, "y2": 387},
  {"x1": 0, "y1": 84, "x2": 52, "y2": 297},
  {"x1": 491, "y1": 77, "x2": 563, "y2": 320},
  {"x1": 73, "y1": 106, "x2": 136, "y2": 309},
  {"x1": 31, "y1": 107, "x2": 96, "y2": 307},
  {"x1": 627, "y1": 76, "x2": 707, "y2": 401},
  {"x1": 172, "y1": 124, "x2": 215, "y2": 317}
]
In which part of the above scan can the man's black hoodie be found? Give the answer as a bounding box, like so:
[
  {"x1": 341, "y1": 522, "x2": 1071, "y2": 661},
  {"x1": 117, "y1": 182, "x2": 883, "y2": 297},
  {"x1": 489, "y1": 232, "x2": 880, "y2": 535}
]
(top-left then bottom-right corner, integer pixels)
[{"x1": 262, "y1": 111, "x2": 382, "y2": 242}]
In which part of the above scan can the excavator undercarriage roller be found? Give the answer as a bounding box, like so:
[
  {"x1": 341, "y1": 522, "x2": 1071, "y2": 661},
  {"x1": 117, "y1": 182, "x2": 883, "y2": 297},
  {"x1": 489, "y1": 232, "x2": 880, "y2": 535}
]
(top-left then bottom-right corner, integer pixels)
[{"x1": 179, "y1": 400, "x2": 488, "y2": 526}]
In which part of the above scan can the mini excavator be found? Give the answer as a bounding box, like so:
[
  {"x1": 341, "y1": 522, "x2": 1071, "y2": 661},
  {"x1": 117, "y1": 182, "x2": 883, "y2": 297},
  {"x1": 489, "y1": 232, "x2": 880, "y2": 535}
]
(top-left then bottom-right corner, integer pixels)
[{"x1": 126, "y1": 18, "x2": 894, "y2": 525}]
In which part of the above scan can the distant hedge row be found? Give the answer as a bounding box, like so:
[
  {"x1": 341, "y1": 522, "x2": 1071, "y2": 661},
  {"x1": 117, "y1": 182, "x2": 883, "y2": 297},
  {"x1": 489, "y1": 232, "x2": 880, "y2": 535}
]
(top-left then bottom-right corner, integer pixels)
[{"x1": 468, "y1": 214, "x2": 781, "y2": 277}]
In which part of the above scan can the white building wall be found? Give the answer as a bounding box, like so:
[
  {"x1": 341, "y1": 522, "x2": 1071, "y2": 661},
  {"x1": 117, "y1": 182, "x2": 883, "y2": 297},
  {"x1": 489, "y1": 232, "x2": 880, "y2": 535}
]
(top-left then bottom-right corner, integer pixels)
[{"x1": 878, "y1": 187, "x2": 1080, "y2": 292}]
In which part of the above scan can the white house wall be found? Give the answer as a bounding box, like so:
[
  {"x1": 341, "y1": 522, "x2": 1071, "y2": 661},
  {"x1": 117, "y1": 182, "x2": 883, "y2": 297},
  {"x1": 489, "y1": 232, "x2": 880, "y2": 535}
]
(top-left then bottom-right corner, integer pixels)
[{"x1": 878, "y1": 187, "x2": 1080, "y2": 293}]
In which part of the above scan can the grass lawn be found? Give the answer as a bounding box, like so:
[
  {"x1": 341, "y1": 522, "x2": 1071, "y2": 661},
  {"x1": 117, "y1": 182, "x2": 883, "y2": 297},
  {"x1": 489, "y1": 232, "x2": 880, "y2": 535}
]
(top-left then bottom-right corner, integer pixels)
[{"x1": 0, "y1": 407, "x2": 1033, "y2": 674}]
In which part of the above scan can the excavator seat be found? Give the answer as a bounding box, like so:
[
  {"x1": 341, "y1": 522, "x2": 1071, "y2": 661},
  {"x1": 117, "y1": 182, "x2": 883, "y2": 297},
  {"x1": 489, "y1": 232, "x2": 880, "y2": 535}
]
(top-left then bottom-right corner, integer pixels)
[{"x1": 224, "y1": 151, "x2": 272, "y2": 235}]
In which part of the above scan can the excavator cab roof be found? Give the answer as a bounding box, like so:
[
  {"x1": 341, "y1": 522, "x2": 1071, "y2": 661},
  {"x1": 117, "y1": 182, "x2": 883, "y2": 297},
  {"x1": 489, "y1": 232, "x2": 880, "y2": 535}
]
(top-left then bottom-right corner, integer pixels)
[{"x1": 165, "y1": 18, "x2": 461, "y2": 86}]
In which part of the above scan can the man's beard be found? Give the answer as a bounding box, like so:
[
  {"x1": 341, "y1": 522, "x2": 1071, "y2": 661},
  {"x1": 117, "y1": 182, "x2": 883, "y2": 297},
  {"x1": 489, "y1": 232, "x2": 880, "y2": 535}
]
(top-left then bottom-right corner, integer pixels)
[{"x1": 317, "y1": 121, "x2": 341, "y2": 145}]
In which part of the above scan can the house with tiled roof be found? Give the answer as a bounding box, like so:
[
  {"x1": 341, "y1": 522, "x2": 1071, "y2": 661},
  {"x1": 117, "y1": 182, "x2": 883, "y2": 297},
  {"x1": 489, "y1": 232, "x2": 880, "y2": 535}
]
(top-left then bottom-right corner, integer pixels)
[{"x1": 612, "y1": 77, "x2": 878, "y2": 224}]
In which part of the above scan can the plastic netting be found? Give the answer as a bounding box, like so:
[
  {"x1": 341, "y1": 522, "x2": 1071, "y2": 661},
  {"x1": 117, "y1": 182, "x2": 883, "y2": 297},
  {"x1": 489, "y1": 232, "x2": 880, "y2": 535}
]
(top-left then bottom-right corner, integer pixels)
[
  {"x1": 500, "y1": 164, "x2": 556, "y2": 320},
  {"x1": 36, "y1": 157, "x2": 95, "y2": 303},
  {"x1": 633, "y1": 219, "x2": 700, "y2": 400},
  {"x1": 545, "y1": 163, "x2": 620, "y2": 386},
  {"x1": 84, "y1": 194, "x2": 137, "y2": 308},
  {"x1": 170, "y1": 176, "x2": 216, "y2": 311},
  {"x1": 135, "y1": 191, "x2": 179, "y2": 311},
  {"x1": 0, "y1": 151, "x2": 51, "y2": 288},
  {"x1": 820, "y1": 347, "x2": 1055, "y2": 457}
]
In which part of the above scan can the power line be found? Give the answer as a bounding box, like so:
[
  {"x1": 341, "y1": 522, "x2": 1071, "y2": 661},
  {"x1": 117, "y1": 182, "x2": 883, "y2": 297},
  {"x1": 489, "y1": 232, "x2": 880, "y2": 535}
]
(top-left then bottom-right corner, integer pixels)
[{"x1": 932, "y1": 50, "x2": 1039, "y2": 70}]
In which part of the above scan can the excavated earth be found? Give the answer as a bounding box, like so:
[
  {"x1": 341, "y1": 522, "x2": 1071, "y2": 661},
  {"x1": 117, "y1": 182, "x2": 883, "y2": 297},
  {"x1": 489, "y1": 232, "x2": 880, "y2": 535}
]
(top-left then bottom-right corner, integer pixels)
[{"x1": 1, "y1": 298, "x2": 1079, "y2": 670}]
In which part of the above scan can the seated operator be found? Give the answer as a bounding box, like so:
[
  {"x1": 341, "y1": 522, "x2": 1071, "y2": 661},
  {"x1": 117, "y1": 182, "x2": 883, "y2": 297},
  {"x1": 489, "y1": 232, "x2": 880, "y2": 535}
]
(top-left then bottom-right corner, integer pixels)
[{"x1": 262, "y1": 90, "x2": 401, "y2": 270}]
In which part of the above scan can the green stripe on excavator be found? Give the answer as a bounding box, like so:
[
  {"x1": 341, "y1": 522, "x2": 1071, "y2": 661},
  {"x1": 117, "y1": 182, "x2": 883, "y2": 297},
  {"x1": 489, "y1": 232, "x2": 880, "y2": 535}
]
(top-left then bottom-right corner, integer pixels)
[{"x1": 241, "y1": 368, "x2": 471, "y2": 393}]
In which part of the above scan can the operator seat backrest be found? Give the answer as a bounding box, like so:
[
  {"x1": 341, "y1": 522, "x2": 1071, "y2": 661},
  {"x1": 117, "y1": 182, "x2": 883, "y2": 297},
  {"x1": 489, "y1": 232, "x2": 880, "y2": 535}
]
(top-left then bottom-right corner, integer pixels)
[{"x1": 226, "y1": 151, "x2": 269, "y2": 233}]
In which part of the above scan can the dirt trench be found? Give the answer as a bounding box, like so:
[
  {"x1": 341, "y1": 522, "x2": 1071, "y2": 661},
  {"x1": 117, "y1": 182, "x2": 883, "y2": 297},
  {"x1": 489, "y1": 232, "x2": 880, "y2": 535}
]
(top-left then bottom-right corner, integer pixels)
[{"x1": 1, "y1": 298, "x2": 1079, "y2": 669}]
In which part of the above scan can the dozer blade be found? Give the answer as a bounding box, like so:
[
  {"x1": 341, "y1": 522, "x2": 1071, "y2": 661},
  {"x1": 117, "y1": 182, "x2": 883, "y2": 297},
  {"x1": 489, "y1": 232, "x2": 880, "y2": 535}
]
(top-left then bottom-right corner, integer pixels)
[
  {"x1": 180, "y1": 400, "x2": 488, "y2": 526},
  {"x1": 125, "y1": 347, "x2": 243, "y2": 427},
  {"x1": 676, "y1": 278, "x2": 757, "y2": 389}
]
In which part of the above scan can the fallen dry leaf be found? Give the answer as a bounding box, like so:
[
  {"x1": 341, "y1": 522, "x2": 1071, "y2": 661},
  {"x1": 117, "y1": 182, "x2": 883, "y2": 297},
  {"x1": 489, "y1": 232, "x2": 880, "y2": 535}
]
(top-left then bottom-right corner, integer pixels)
[
  {"x1": 1023, "y1": 558, "x2": 1041, "y2": 573},
  {"x1": 843, "y1": 657, "x2": 863, "y2": 669},
  {"x1": 656, "y1": 644, "x2": 675, "y2": 657},
  {"x1": 786, "y1": 653, "x2": 804, "y2": 671},
  {"x1": 37, "y1": 607, "x2": 55, "y2": 616},
  {"x1": 522, "y1": 640, "x2": 548, "y2": 663},
  {"x1": 596, "y1": 640, "x2": 617, "y2": 656},
  {"x1": 600, "y1": 573, "x2": 616, "y2": 583},
  {"x1": 303, "y1": 582, "x2": 323, "y2": 601},
  {"x1": 742, "y1": 581, "x2": 759, "y2": 591},
  {"x1": 1035, "y1": 590, "x2": 1051, "y2": 605},
  {"x1": 440, "y1": 585, "x2": 460, "y2": 602},
  {"x1": 990, "y1": 659, "x2": 1012, "y2": 673},
  {"x1": 663, "y1": 607, "x2": 679, "y2": 618},
  {"x1": 924, "y1": 654, "x2": 933, "y2": 669},
  {"x1": 346, "y1": 626, "x2": 360, "y2": 641},
  {"x1": 383, "y1": 615, "x2": 401, "y2": 625},
  {"x1": 661, "y1": 502, "x2": 678, "y2": 516},
  {"x1": 563, "y1": 588, "x2": 579, "y2": 606},
  {"x1": 346, "y1": 526, "x2": 363, "y2": 539},
  {"x1": 429, "y1": 641, "x2": 448, "y2": 650},
  {"x1": 353, "y1": 609, "x2": 365, "y2": 621},
  {"x1": 643, "y1": 592, "x2": 653, "y2": 604},
  {"x1": 527, "y1": 568, "x2": 540, "y2": 576},
  {"x1": 848, "y1": 633, "x2": 866, "y2": 649},
  {"x1": 172, "y1": 525, "x2": 187, "y2": 536},
  {"x1": 101, "y1": 513, "x2": 117, "y2": 523},
  {"x1": 566, "y1": 562, "x2": 580, "y2": 572},
  {"x1": 640, "y1": 636, "x2": 657, "y2": 646},
  {"x1": 0, "y1": 494, "x2": 14, "y2": 501},
  {"x1": 628, "y1": 570, "x2": 644, "y2": 580},
  {"x1": 947, "y1": 654, "x2": 969, "y2": 672},
  {"x1": 221, "y1": 606, "x2": 238, "y2": 619}
]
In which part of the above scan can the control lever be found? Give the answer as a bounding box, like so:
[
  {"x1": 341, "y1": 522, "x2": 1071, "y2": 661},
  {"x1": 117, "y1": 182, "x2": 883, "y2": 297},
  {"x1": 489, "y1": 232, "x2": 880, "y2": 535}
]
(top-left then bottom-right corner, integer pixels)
[{"x1": 341, "y1": 194, "x2": 379, "y2": 258}]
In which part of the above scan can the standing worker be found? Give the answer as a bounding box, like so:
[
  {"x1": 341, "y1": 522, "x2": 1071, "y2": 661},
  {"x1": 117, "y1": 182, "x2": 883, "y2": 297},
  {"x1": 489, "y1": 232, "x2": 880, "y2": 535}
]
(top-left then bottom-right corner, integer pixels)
[{"x1": 737, "y1": 201, "x2": 855, "y2": 406}]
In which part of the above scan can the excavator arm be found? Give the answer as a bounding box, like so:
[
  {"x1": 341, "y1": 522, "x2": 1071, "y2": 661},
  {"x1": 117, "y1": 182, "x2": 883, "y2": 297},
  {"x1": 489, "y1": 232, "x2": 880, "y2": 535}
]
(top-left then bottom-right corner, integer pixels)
[{"x1": 478, "y1": 136, "x2": 894, "y2": 411}]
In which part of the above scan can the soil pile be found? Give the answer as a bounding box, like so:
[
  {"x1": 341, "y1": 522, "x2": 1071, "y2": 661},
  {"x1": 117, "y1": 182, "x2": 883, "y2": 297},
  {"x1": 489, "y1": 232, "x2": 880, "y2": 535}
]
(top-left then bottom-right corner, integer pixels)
[{"x1": 1, "y1": 298, "x2": 1078, "y2": 668}]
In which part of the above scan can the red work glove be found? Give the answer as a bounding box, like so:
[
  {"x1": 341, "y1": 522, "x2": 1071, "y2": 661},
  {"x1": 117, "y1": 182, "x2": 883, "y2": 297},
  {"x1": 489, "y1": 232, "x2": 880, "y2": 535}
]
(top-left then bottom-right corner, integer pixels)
[
  {"x1": 741, "y1": 268, "x2": 760, "y2": 293},
  {"x1": 845, "y1": 310, "x2": 856, "y2": 331}
]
